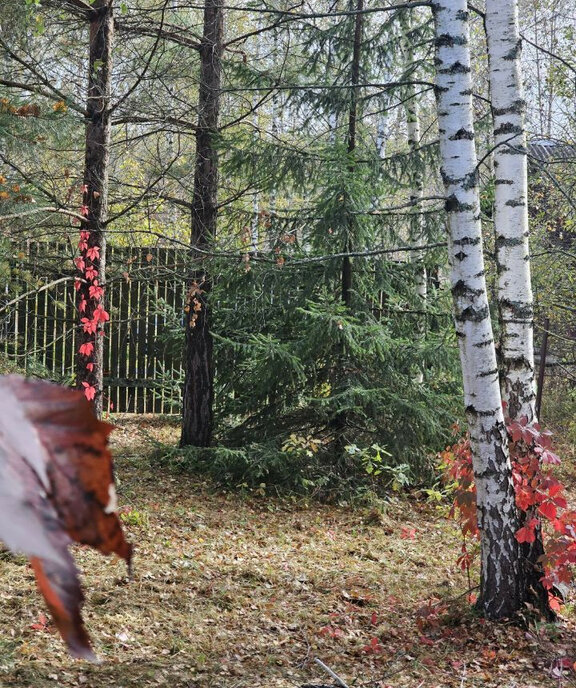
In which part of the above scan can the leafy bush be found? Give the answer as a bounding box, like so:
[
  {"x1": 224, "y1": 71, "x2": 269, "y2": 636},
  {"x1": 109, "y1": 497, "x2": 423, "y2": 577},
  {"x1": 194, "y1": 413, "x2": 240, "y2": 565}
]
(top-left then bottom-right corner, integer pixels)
[{"x1": 153, "y1": 434, "x2": 419, "y2": 500}]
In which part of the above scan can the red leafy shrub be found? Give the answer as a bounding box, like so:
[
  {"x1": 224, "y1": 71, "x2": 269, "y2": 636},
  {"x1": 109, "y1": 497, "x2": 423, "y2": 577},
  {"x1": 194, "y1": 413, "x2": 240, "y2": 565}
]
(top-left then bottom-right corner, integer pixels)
[{"x1": 440, "y1": 413, "x2": 576, "y2": 593}]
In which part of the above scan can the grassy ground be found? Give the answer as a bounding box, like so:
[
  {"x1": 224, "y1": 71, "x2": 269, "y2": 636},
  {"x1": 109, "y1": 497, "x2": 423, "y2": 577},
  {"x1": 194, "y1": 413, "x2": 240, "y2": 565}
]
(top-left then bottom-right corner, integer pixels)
[{"x1": 1, "y1": 417, "x2": 576, "y2": 688}]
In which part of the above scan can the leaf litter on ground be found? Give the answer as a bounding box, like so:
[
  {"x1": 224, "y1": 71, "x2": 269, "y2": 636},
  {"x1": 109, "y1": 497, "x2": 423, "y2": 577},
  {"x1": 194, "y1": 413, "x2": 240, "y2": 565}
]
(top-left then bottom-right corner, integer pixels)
[{"x1": 1, "y1": 415, "x2": 576, "y2": 687}]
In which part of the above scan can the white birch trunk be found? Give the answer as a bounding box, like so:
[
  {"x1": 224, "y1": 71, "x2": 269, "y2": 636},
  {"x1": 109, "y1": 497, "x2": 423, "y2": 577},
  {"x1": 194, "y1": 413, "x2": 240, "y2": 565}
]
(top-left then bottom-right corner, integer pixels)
[
  {"x1": 485, "y1": 0, "x2": 552, "y2": 619},
  {"x1": 433, "y1": 0, "x2": 521, "y2": 619},
  {"x1": 485, "y1": 0, "x2": 536, "y2": 423},
  {"x1": 402, "y1": 13, "x2": 426, "y2": 383}
]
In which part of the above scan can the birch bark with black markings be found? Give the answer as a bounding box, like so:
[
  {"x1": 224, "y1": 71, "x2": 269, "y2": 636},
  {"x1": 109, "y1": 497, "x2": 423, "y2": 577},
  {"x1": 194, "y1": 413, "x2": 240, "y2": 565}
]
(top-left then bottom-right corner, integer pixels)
[
  {"x1": 486, "y1": 0, "x2": 536, "y2": 424},
  {"x1": 486, "y1": 0, "x2": 552, "y2": 619},
  {"x1": 433, "y1": 0, "x2": 521, "y2": 619}
]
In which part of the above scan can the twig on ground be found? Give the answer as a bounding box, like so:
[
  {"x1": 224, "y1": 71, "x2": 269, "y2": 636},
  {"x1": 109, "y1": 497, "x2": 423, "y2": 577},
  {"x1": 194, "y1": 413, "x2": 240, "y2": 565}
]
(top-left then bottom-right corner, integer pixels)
[{"x1": 314, "y1": 658, "x2": 350, "y2": 688}]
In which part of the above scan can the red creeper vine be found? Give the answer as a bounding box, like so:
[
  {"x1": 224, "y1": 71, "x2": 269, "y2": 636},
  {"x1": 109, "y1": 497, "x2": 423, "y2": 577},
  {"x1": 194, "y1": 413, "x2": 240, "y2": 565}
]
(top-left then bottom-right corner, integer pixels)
[
  {"x1": 74, "y1": 184, "x2": 109, "y2": 402},
  {"x1": 440, "y1": 411, "x2": 576, "y2": 596}
]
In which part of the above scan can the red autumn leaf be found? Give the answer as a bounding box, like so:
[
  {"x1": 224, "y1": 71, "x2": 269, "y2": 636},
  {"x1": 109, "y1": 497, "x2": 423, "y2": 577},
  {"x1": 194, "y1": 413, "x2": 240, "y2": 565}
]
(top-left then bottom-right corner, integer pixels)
[
  {"x1": 30, "y1": 611, "x2": 50, "y2": 632},
  {"x1": 89, "y1": 282, "x2": 104, "y2": 300},
  {"x1": 94, "y1": 306, "x2": 109, "y2": 323},
  {"x1": 86, "y1": 362, "x2": 94, "y2": 372},
  {"x1": 0, "y1": 376, "x2": 132, "y2": 660},
  {"x1": 81, "y1": 317, "x2": 98, "y2": 334},
  {"x1": 515, "y1": 485, "x2": 535, "y2": 511},
  {"x1": 362, "y1": 636, "x2": 385, "y2": 654},
  {"x1": 509, "y1": 423, "x2": 523, "y2": 443},
  {"x1": 400, "y1": 526, "x2": 416, "y2": 539},
  {"x1": 554, "y1": 495, "x2": 568, "y2": 509},
  {"x1": 542, "y1": 449, "x2": 561, "y2": 465},
  {"x1": 82, "y1": 382, "x2": 96, "y2": 401},
  {"x1": 538, "y1": 501, "x2": 557, "y2": 520},
  {"x1": 548, "y1": 593, "x2": 563, "y2": 612},
  {"x1": 84, "y1": 266, "x2": 98, "y2": 281},
  {"x1": 78, "y1": 342, "x2": 94, "y2": 357},
  {"x1": 86, "y1": 246, "x2": 100, "y2": 261},
  {"x1": 516, "y1": 525, "x2": 536, "y2": 544}
]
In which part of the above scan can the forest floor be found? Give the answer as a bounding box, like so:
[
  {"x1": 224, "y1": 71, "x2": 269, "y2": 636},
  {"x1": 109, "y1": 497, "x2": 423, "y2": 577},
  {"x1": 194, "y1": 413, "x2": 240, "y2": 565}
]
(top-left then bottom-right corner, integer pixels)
[{"x1": 2, "y1": 417, "x2": 576, "y2": 688}]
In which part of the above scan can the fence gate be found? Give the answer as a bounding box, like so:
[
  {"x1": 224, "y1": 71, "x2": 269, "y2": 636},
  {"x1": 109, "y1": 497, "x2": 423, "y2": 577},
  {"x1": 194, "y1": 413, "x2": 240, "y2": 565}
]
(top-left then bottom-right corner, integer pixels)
[{"x1": 0, "y1": 242, "x2": 187, "y2": 413}]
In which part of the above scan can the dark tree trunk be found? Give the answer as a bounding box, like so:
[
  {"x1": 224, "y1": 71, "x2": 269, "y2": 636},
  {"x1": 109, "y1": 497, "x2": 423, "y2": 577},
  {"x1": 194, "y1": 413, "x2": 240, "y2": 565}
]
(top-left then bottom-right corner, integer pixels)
[
  {"x1": 180, "y1": 0, "x2": 223, "y2": 447},
  {"x1": 332, "y1": 0, "x2": 363, "y2": 444},
  {"x1": 76, "y1": 0, "x2": 113, "y2": 419}
]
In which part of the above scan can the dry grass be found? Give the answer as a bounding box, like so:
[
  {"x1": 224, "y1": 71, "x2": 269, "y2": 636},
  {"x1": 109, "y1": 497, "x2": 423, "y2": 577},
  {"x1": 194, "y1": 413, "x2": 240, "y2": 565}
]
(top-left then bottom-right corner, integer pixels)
[{"x1": 1, "y1": 417, "x2": 576, "y2": 688}]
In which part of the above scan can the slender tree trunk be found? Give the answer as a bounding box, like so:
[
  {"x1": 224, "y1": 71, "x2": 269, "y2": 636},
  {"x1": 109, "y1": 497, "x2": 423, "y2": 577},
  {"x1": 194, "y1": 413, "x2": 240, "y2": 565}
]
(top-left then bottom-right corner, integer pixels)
[
  {"x1": 76, "y1": 0, "x2": 113, "y2": 419},
  {"x1": 485, "y1": 0, "x2": 552, "y2": 618},
  {"x1": 486, "y1": 0, "x2": 536, "y2": 423},
  {"x1": 180, "y1": 0, "x2": 223, "y2": 447},
  {"x1": 331, "y1": 0, "x2": 363, "y2": 444},
  {"x1": 402, "y1": 11, "x2": 426, "y2": 383},
  {"x1": 433, "y1": 0, "x2": 522, "y2": 619}
]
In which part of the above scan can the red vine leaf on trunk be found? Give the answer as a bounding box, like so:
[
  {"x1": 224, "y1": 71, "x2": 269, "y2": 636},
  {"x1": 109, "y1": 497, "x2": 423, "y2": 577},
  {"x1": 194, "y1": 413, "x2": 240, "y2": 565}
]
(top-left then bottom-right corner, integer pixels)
[{"x1": 0, "y1": 376, "x2": 132, "y2": 661}]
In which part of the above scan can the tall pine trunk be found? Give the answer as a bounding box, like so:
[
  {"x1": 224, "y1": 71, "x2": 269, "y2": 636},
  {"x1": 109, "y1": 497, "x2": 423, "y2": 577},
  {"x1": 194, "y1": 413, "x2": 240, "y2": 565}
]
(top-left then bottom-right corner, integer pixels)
[
  {"x1": 76, "y1": 0, "x2": 113, "y2": 419},
  {"x1": 433, "y1": 0, "x2": 522, "y2": 619},
  {"x1": 332, "y1": 0, "x2": 363, "y2": 444},
  {"x1": 180, "y1": 0, "x2": 223, "y2": 447},
  {"x1": 485, "y1": 0, "x2": 551, "y2": 618}
]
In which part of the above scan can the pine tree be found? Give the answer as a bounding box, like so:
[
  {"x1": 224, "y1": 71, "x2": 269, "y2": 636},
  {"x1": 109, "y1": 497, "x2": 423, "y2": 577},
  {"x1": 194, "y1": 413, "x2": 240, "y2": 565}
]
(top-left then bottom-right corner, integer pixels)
[{"x1": 180, "y1": 0, "x2": 224, "y2": 447}]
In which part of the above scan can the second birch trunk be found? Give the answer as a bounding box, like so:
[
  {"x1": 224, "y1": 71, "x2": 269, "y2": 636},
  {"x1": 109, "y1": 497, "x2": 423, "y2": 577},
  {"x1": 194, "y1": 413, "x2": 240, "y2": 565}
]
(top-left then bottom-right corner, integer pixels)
[
  {"x1": 485, "y1": 0, "x2": 551, "y2": 618},
  {"x1": 433, "y1": 0, "x2": 521, "y2": 619}
]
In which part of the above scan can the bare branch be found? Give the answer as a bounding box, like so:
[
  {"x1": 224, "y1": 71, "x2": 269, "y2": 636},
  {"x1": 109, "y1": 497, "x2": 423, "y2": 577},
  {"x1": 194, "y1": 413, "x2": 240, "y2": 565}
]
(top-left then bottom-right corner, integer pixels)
[
  {"x1": 0, "y1": 206, "x2": 85, "y2": 224},
  {"x1": 0, "y1": 78, "x2": 85, "y2": 116},
  {"x1": 0, "y1": 277, "x2": 79, "y2": 315},
  {"x1": 0, "y1": 39, "x2": 85, "y2": 115},
  {"x1": 110, "y1": 0, "x2": 171, "y2": 115}
]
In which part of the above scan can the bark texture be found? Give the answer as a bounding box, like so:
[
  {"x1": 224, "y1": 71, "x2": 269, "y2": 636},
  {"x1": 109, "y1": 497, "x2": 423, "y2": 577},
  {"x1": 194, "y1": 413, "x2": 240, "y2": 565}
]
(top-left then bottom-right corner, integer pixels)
[
  {"x1": 485, "y1": 0, "x2": 536, "y2": 423},
  {"x1": 485, "y1": 0, "x2": 552, "y2": 619},
  {"x1": 433, "y1": 0, "x2": 522, "y2": 619},
  {"x1": 180, "y1": 0, "x2": 223, "y2": 447},
  {"x1": 77, "y1": 0, "x2": 113, "y2": 419},
  {"x1": 402, "y1": 11, "x2": 426, "y2": 382}
]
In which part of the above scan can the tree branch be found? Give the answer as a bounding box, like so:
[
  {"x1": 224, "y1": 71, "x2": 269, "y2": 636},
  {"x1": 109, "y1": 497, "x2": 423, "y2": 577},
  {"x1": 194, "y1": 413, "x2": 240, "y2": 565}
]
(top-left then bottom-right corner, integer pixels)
[
  {"x1": 0, "y1": 277, "x2": 79, "y2": 315},
  {"x1": 110, "y1": 0, "x2": 171, "y2": 115},
  {"x1": 0, "y1": 39, "x2": 85, "y2": 115}
]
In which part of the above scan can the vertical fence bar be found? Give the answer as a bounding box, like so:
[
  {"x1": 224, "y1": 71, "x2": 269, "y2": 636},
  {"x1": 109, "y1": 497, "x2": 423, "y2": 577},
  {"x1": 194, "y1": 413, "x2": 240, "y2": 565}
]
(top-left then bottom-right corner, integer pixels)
[{"x1": 5, "y1": 241, "x2": 186, "y2": 413}]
